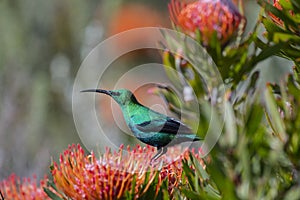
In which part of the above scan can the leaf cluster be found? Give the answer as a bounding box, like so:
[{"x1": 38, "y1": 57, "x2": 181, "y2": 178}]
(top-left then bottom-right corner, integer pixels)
[{"x1": 148, "y1": 1, "x2": 300, "y2": 199}]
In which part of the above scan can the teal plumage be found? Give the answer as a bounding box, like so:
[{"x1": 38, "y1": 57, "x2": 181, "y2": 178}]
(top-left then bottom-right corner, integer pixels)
[{"x1": 82, "y1": 89, "x2": 201, "y2": 161}]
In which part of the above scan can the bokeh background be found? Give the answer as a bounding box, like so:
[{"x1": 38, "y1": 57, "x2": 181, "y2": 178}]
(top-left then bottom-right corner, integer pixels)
[{"x1": 0, "y1": 0, "x2": 291, "y2": 180}]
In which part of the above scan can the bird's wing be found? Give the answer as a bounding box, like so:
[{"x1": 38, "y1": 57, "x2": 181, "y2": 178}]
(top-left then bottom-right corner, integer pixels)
[{"x1": 135, "y1": 117, "x2": 193, "y2": 135}]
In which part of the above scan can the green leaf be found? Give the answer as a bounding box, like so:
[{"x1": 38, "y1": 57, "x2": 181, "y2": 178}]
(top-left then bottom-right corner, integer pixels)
[
  {"x1": 138, "y1": 172, "x2": 167, "y2": 200},
  {"x1": 273, "y1": 32, "x2": 300, "y2": 43},
  {"x1": 182, "y1": 158, "x2": 196, "y2": 191},
  {"x1": 224, "y1": 99, "x2": 237, "y2": 146},
  {"x1": 181, "y1": 188, "x2": 202, "y2": 199},
  {"x1": 279, "y1": 0, "x2": 293, "y2": 10},
  {"x1": 126, "y1": 174, "x2": 136, "y2": 200},
  {"x1": 284, "y1": 186, "x2": 300, "y2": 200},
  {"x1": 258, "y1": 0, "x2": 298, "y2": 28},
  {"x1": 280, "y1": 44, "x2": 300, "y2": 61},
  {"x1": 44, "y1": 180, "x2": 65, "y2": 200},
  {"x1": 264, "y1": 85, "x2": 287, "y2": 141},
  {"x1": 262, "y1": 17, "x2": 286, "y2": 35},
  {"x1": 148, "y1": 83, "x2": 184, "y2": 117},
  {"x1": 245, "y1": 101, "x2": 264, "y2": 136},
  {"x1": 253, "y1": 43, "x2": 286, "y2": 64},
  {"x1": 203, "y1": 184, "x2": 221, "y2": 200},
  {"x1": 291, "y1": 0, "x2": 300, "y2": 12},
  {"x1": 43, "y1": 187, "x2": 63, "y2": 200},
  {"x1": 162, "y1": 51, "x2": 183, "y2": 91},
  {"x1": 190, "y1": 153, "x2": 209, "y2": 180},
  {"x1": 207, "y1": 159, "x2": 237, "y2": 200}
]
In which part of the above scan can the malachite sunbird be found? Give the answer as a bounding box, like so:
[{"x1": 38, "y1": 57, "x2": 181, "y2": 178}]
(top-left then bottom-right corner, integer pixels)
[{"x1": 81, "y1": 89, "x2": 201, "y2": 161}]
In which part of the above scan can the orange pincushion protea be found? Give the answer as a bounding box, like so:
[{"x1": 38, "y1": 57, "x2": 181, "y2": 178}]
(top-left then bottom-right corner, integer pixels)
[
  {"x1": 169, "y1": 0, "x2": 246, "y2": 46},
  {"x1": 51, "y1": 144, "x2": 156, "y2": 199},
  {"x1": 0, "y1": 174, "x2": 50, "y2": 200},
  {"x1": 51, "y1": 144, "x2": 205, "y2": 199}
]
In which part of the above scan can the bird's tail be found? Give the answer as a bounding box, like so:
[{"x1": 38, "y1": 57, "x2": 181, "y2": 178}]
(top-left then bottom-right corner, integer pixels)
[{"x1": 177, "y1": 134, "x2": 202, "y2": 142}]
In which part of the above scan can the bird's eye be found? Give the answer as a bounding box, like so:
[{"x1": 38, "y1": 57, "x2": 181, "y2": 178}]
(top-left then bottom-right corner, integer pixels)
[{"x1": 110, "y1": 91, "x2": 121, "y2": 96}]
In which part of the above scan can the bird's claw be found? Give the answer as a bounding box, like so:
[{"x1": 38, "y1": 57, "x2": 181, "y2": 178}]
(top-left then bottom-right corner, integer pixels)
[{"x1": 150, "y1": 147, "x2": 167, "y2": 165}]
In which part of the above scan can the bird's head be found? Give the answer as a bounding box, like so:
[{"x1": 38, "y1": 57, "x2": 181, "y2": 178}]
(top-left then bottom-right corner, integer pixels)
[{"x1": 81, "y1": 89, "x2": 139, "y2": 106}]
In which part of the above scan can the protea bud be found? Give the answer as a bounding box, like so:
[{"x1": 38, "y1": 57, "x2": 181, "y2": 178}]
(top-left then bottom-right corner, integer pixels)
[{"x1": 169, "y1": 0, "x2": 246, "y2": 47}]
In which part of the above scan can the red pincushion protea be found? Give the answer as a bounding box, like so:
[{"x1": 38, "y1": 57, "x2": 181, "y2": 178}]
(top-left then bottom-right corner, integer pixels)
[
  {"x1": 0, "y1": 174, "x2": 51, "y2": 200},
  {"x1": 169, "y1": 0, "x2": 246, "y2": 46},
  {"x1": 51, "y1": 144, "x2": 205, "y2": 199}
]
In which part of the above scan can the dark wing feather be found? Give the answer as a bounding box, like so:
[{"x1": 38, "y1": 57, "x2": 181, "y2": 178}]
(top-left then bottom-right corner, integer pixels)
[{"x1": 136, "y1": 117, "x2": 193, "y2": 135}]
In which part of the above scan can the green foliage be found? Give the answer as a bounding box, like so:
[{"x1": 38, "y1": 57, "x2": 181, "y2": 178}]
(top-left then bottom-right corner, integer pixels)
[
  {"x1": 181, "y1": 154, "x2": 220, "y2": 200},
  {"x1": 150, "y1": 0, "x2": 300, "y2": 199},
  {"x1": 44, "y1": 180, "x2": 65, "y2": 200},
  {"x1": 257, "y1": 0, "x2": 300, "y2": 69}
]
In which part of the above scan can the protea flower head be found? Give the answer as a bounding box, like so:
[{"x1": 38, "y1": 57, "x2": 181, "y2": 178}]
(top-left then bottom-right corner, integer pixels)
[
  {"x1": 169, "y1": 0, "x2": 246, "y2": 46},
  {"x1": 0, "y1": 174, "x2": 51, "y2": 200},
  {"x1": 51, "y1": 144, "x2": 205, "y2": 199}
]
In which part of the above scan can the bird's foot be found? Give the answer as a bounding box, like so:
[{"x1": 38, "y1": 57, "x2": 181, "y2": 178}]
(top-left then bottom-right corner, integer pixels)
[{"x1": 150, "y1": 147, "x2": 167, "y2": 165}]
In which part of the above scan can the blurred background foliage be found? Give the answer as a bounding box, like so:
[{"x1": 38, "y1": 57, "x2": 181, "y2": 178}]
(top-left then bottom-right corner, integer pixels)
[
  {"x1": 0, "y1": 0, "x2": 295, "y2": 192},
  {"x1": 0, "y1": 0, "x2": 172, "y2": 180}
]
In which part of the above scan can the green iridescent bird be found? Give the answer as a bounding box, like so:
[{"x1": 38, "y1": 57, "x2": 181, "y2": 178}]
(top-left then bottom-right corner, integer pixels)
[{"x1": 82, "y1": 89, "x2": 201, "y2": 161}]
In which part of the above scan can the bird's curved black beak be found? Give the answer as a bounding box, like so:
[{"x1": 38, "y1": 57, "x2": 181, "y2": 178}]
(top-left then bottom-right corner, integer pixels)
[{"x1": 81, "y1": 89, "x2": 111, "y2": 96}]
